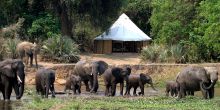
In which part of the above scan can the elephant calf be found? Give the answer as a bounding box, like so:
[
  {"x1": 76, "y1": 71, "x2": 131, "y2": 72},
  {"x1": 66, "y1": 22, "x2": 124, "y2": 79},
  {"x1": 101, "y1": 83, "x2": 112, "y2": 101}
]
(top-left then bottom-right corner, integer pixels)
[
  {"x1": 125, "y1": 73, "x2": 156, "y2": 96},
  {"x1": 64, "y1": 75, "x2": 81, "y2": 94},
  {"x1": 103, "y1": 66, "x2": 131, "y2": 96},
  {"x1": 165, "y1": 81, "x2": 179, "y2": 97},
  {"x1": 35, "y1": 68, "x2": 56, "y2": 98}
]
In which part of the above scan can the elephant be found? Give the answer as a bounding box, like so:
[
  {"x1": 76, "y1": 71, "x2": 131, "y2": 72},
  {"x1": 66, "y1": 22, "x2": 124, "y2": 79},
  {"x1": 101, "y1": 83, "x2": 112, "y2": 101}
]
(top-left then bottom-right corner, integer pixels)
[
  {"x1": 165, "y1": 81, "x2": 179, "y2": 97},
  {"x1": 0, "y1": 59, "x2": 25, "y2": 101},
  {"x1": 64, "y1": 74, "x2": 81, "y2": 94},
  {"x1": 124, "y1": 73, "x2": 157, "y2": 96},
  {"x1": 182, "y1": 67, "x2": 219, "y2": 97},
  {"x1": 35, "y1": 68, "x2": 56, "y2": 98},
  {"x1": 176, "y1": 66, "x2": 218, "y2": 99},
  {"x1": 71, "y1": 60, "x2": 108, "y2": 93},
  {"x1": 16, "y1": 41, "x2": 40, "y2": 68},
  {"x1": 103, "y1": 66, "x2": 131, "y2": 96}
]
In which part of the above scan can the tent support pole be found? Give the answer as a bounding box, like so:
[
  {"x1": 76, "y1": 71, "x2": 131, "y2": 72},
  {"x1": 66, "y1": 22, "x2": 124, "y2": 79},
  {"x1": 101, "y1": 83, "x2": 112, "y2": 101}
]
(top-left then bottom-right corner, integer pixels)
[{"x1": 122, "y1": 41, "x2": 124, "y2": 54}]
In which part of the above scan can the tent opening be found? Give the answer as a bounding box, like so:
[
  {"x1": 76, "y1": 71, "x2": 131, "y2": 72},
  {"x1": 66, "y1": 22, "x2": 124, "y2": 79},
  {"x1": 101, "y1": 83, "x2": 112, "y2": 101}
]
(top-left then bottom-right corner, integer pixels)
[{"x1": 112, "y1": 41, "x2": 137, "y2": 53}]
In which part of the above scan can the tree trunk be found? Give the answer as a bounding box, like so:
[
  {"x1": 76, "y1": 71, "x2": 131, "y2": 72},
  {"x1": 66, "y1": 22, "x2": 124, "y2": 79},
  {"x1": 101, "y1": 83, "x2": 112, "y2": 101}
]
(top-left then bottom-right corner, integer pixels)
[{"x1": 52, "y1": 0, "x2": 73, "y2": 38}]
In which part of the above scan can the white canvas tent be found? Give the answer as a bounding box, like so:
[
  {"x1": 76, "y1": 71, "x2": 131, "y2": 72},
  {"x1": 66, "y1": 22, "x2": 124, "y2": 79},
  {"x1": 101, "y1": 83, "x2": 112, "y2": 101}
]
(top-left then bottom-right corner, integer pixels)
[{"x1": 94, "y1": 13, "x2": 151, "y2": 54}]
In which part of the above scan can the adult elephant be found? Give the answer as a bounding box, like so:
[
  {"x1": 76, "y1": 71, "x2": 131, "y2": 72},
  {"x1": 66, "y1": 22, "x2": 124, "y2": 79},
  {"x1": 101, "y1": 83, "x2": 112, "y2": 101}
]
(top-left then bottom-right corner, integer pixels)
[
  {"x1": 0, "y1": 59, "x2": 25, "y2": 101},
  {"x1": 35, "y1": 68, "x2": 56, "y2": 98},
  {"x1": 125, "y1": 73, "x2": 157, "y2": 96},
  {"x1": 176, "y1": 66, "x2": 218, "y2": 99},
  {"x1": 103, "y1": 67, "x2": 131, "y2": 96},
  {"x1": 71, "y1": 60, "x2": 108, "y2": 93},
  {"x1": 17, "y1": 41, "x2": 40, "y2": 68}
]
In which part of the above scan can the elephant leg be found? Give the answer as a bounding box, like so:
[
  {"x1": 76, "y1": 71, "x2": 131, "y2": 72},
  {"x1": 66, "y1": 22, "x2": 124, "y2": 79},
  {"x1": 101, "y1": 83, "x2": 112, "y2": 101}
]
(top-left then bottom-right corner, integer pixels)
[
  {"x1": 105, "y1": 84, "x2": 110, "y2": 96},
  {"x1": 124, "y1": 85, "x2": 131, "y2": 96},
  {"x1": 78, "y1": 86, "x2": 81, "y2": 94},
  {"x1": 171, "y1": 90, "x2": 175, "y2": 97},
  {"x1": 178, "y1": 84, "x2": 186, "y2": 99},
  {"x1": 50, "y1": 84, "x2": 55, "y2": 98},
  {"x1": 84, "y1": 80, "x2": 90, "y2": 92},
  {"x1": 120, "y1": 82, "x2": 124, "y2": 96},
  {"x1": 209, "y1": 87, "x2": 214, "y2": 99},
  {"x1": 133, "y1": 87, "x2": 138, "y2": 96},
  {"x1": 201, "y1": 89, "x2": 208, "y2": 99},
  {"x1": 4, "y1": 85, "x2": 12, "y2": 101},
  {"x1": 139, "y1": 84, "x2": 144, "y2": 96},
  {"x1": 41, "y1": 86, "x2": 46, "y2": 98},
  {"x1": 72, "y1": 86, "x2": 76, "y2": 94},
  {"x1": 111, "y1": 84, "x2": 116, "y2": 96},
  {"x1": 166, "y1": 88, "x2": 170, "y2": 97},
  {"x1": 90, "y1": 74, "x2": 99, "y2": 93},
  {"x1": 45, "y1": 84, "x2": 50, "y2": 98}
]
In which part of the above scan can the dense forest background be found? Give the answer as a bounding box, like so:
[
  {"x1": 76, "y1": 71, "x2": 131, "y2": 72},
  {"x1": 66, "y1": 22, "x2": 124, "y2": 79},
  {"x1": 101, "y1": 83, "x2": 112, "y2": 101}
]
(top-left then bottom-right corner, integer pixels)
[{"x1": 0, "y1": 0, "x2": 219, "y2": 63}]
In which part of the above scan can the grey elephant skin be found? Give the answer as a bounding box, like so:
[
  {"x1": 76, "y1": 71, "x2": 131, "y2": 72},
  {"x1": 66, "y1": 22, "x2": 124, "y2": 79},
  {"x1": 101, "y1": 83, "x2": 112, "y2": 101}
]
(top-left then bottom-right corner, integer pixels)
[
  {"x1": 176, "y1": 66, "x2": 218, "y2": 99},
  {"x1": 64, "y1": 75, "x2": 81, "y2": 94},
  {"x1": 165, "y1": 81, "x2": 179, "y2": 97},
  {"x1": 103, "y1": 67, "x2": 131, "y2": 96},
  {"x1": 0, "y1": 59, "x2": 25, "y2": 101},
  {"x1": 17, "y1": 41, "x2": 40, "y2": 68},
  {"x1": 71, "y1": 60, "x2": 108, "y2": 93},
  {"x1": 35, "y1": 68, "x2": 56, "y2": 98},
  {"x1": 125, "y1": 73, "x2": 156, "y2": 96}
]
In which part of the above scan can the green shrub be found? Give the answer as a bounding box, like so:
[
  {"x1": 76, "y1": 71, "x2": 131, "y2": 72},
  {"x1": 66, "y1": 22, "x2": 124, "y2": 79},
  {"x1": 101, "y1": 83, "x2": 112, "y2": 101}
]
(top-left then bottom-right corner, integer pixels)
[
  {"x1": 28, "y1": 14, "x2": 60, "y2": 42},
  {"x1": 3, "y1": 38, "x2": 20, "y2": 59},
  {"x1": 41, "y1": 35, "x2": 80, "y2": 63},
  {"x1": 141, "y1": 44, "x2": 185, "y2": 63},
  {"x1": 170, "y1": 44, "x2": 185, "y2": 63},
  {"x1": 141, "y1": 44, "x2": 165, "y2": 63}
]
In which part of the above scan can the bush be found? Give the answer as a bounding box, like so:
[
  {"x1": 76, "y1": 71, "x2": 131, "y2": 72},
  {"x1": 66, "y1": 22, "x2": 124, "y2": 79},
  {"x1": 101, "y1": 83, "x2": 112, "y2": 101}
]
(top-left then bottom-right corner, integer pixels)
[
  {"x1": 3, "y1": 38, "x2": 20, "y2": 59},
  {"x1": 41, "y1": 35, "x2": 80, "y2": 63},
  {"x1": 141, "y1": 44, "x2": 185, "y2": 63},
  {"x1": 28, "y1": 14, "x2": 60, "y2": 42},
  {"x1": 141, "y1": 44, "x2": 165, "y2": 63}
]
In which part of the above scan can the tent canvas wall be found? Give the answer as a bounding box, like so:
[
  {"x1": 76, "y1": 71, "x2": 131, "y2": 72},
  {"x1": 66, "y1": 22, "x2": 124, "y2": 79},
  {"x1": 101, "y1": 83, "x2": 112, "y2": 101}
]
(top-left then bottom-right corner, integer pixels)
[{"x1": 94, "y1": 13, "x2": 151, "y2": 54}]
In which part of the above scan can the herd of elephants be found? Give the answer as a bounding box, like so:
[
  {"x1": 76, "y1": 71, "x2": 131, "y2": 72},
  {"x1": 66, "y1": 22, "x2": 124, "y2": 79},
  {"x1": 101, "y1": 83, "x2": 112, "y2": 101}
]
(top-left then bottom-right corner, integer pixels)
[{"x1": 0, "y1": 41, "x2": 219, "y2": 101}]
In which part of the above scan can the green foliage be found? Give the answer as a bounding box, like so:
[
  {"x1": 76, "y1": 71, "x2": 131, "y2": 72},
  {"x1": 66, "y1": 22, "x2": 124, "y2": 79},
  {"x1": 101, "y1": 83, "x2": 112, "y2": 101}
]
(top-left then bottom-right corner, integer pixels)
[
  {"x1": 28, "y1": 14, "x2": 60, "y2": 42},
  {"x1": 23, "y1": 95, "x2": 220, "y2": 110},
  {"x1": 141, "y1": 44, "x2": 185, "y2": 63},
  {"x1": 3, "y1": 38, "x2": 20, "y2": 59},
  {"x1": 150, "y1": 0, "x2": 198, "y2": 44},
  {"x1": 41, "y1": 35, "x2": 80, "y2": 63},
  {"x1": 194, "y1": 0, "x2": 220, "y2": 61},
  {"x1": 122, "y1": 0, "x2": 152, "y2": 35}
]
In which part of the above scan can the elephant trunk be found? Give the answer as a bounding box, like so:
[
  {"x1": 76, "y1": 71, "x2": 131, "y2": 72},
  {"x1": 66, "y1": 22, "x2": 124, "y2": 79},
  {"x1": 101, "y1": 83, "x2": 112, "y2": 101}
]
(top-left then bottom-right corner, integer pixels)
[
  {"x1": 17, "y1": 84, "x2": 24, "y2": 99},
  {"x1": 202, "y1": 80, "x2": 216, "y2": 90},
  {"x1": 150, "y1": 83, "x2": 157, "y2": 91}
]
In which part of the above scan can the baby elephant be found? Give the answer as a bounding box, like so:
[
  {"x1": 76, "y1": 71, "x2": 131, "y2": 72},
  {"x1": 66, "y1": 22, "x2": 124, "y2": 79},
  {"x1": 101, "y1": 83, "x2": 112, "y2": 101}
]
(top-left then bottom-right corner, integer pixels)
[
  {"x1": 125, "y1": 73, "x2": 157, "y2": 96},
  {"x1": 64, "y1": 75, "x2": 81, "y2": 94},
  {"x1": 35, "y1": 68, "x2": 56, "y2": 98},
  {"x1": 165, "y1": 81, "x2": 179, "y2": 97}
]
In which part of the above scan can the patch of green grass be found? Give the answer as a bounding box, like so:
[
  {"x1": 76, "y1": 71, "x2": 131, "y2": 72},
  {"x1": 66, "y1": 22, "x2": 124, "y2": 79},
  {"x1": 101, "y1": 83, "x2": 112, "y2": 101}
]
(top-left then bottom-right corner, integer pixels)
[
  {"x1": 23, "y1": 95, "x2": 220, "y2": 110},
  {"x1": 62, "y1": 96, "x2": 220, "y2": 110}
]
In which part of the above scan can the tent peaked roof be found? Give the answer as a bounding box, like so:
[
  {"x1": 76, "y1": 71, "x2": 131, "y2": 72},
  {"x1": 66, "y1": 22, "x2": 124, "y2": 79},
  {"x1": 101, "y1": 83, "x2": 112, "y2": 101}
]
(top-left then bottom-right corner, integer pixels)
[{"x1": 94, "y1": 13, "x2": 151, "y2": 41}]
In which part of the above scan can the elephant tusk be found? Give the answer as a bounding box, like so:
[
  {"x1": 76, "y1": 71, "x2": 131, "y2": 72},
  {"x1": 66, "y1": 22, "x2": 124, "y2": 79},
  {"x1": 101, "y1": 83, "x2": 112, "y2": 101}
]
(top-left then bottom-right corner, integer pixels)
[
  {"x1": 17, "y1": 75, "x2": 22, "y2": 83},
  {"x1": 211, "y1": 80, "x2": 213, "y2": 83}
]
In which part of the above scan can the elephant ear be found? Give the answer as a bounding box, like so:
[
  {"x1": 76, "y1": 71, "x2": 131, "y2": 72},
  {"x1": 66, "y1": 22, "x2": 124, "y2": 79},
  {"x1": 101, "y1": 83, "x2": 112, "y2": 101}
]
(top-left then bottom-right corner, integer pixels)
[
  {"x1": 125, "y1": 67, "x2": 131, "y2": 75},
  {"x1": 0, "y1": 64, "x2": 15, "y2": 78},
  {"x1": 140, "y1": 73, "x2": 150, "y2": 83},
  {"x1": 97, "y1": 61, "x2": 108, "y2": 75},
  {"x1": 112, "y1": 68, "x2": 122, "y2": 78}
]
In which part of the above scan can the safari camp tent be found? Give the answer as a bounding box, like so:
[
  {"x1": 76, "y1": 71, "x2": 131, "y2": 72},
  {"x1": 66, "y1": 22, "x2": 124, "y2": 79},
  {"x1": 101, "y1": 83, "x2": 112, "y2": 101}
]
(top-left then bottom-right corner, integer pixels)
[{"x1": 94, "y1": 13, "x2": 151, "y2": 54}]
